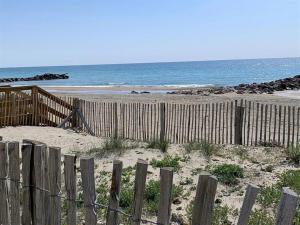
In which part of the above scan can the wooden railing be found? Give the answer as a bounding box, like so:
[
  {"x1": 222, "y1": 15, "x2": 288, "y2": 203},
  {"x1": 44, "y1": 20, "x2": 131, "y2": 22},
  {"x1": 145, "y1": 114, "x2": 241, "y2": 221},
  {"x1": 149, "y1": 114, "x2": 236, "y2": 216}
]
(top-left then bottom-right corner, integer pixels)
[
  {"x1": 0, "y1": 86, "x2": 73, "y2": 127},
  {"x1": 0, "y1": 140, "x2": 299, "y2": 225}
]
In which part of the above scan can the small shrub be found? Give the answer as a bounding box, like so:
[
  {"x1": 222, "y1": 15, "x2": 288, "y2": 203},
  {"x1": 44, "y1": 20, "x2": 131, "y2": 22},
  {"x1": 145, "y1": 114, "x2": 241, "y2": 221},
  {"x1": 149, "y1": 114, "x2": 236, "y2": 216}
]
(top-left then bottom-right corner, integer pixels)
[
  {"x1": 184, "y1": 142, "x2": 202, "y2": 153},
  {"x1": 286, "y1": 144, "x2": 300, "y2": 163},
  {"x1": 119, "y1": 185, "x2": 134, "y2": 211},
  {"x1": 144, "y1": 180, "x2": 184, "y2": 214},
  {"x1": 89, "y1": 137, "x2": 138, "y2": 157},
  {"x1": 248, "y1": 209, "x2": 274, "y2": 225},
  {"x1": 259, "y1": 140, "x2": 281, "y2": 148},
  {"x1": 186, "y1": 202, "x2": 236, "y2": 225},
  {"x1": 147, "y1": 139, "x2": 169, "y2": 152},
  {"x1": 278, "y1": 169, "x2": 300, "y2": 194},
  {"x1": 234, "y1": 146, "x2": 249, "y2": 161},
  {"x1": 184, "y1": 141, "x2": 218, "y2": 159},
  {"x1": 257, "y1": 185, "x2": 280, "y2": 208},
  {"x1": 212, "y1": 205, "x2": 232, "y2": 225},
  {"x1": 150, "y1": 155, "x2": 181, "y2": 171},
  {"x1": 212, "y1": 164, "x2": 244, "y2": 185}
]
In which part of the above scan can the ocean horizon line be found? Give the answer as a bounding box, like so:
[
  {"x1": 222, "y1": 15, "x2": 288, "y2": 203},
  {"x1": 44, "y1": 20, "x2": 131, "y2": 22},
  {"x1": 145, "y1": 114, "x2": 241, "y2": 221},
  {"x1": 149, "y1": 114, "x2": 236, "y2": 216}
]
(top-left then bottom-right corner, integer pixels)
[{"x1": 1, "y1": 56, "x2": 299, "y2": 70}]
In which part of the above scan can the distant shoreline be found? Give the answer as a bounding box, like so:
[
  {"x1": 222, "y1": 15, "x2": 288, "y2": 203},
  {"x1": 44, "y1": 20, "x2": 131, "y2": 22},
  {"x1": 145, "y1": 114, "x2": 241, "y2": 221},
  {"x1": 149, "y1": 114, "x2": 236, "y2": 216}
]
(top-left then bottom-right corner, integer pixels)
[
  {"x1": 42, "y1": 84, "x2": 212, "y2": 94},
  {"x1": 42, "y1": 85, "x2": 300, "y2": 101}
]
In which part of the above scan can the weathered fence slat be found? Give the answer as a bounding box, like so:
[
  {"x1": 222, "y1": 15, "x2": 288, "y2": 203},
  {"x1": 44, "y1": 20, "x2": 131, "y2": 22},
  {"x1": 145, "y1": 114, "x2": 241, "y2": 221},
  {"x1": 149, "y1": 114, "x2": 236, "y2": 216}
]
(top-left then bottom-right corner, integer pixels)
[
  {"x1": 33, "y1": 144, "x2": 48, "y2": 225},
  {"x1": 235, "y1": 106, "x2": 244, "y2": 145},
  {"x1": 192, "y1": 172, "x2": 218, "y2": 225},
  {"x1": 8, "y1": 141, "x2": 21, "y2": 225},
  {"x1": 0, "y1": 141, "x2": 10, "y2": 225},
  {"x1": 237, "y1": 184, "x2": 259, "y2": 225},
  {"x1": 275, "y1": 187, "x2": 299, "y2": 225},
  {"x1": 157, "y1": 168, "x2": 173, "y2": 225},
  {"x1": 49, "y1": 147, "x2": 62, "y2": 225},
  {"x1": 106, "y1": 160, "x2": 123, "y2": 225},
  {"x1": 133, "y1": 159, "x2": 148, "y2": 225},
  {"x1": 21, "y1": 143, "x2": 33, "y2": 225},
  {"x1": 80, "y1": 157, "x2": 97, "y2": 225},
  {"x1": 64, "y1": 155, "x2": 77, "y2": 225}
]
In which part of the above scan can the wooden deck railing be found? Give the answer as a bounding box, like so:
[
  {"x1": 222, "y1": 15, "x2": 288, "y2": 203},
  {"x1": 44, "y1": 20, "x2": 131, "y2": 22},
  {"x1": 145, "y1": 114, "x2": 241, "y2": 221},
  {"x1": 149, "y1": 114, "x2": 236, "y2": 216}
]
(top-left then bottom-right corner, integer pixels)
[{"x1": 0, "y1": 85, "x2": 73, "y2": 127}]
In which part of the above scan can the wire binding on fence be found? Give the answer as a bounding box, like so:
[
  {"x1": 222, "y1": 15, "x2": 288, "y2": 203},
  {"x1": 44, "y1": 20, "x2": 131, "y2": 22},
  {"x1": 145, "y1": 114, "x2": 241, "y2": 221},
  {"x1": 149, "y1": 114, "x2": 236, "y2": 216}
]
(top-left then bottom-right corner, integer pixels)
[{"x1": 0, "y1": 176, "x2": 163, "y2": 225}]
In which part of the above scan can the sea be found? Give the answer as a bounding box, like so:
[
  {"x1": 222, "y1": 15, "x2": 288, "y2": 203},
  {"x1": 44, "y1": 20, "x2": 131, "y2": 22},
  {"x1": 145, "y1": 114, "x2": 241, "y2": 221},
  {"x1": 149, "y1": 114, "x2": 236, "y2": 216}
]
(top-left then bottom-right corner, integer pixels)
[{"x1": 0, "y1": 57, "x2": 300, "y2": 90}]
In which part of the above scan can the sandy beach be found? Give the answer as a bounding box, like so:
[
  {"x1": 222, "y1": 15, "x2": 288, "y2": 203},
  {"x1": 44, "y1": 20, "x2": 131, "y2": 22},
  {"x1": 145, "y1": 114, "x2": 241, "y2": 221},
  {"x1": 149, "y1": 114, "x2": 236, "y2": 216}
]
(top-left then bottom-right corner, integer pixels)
[
  {"x1": 45, "y1": 86, "x2": 300, "y2": 106},
  {"x1": 0, "y1": 126, "x2": 296, "y2": 224}
]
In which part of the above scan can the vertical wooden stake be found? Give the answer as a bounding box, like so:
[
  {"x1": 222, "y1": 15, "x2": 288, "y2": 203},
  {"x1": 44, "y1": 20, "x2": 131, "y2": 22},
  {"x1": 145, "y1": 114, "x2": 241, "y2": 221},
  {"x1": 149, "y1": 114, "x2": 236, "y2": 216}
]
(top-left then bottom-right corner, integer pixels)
[
  {"x1": 32, "y1": 144, "x2": 48, "y2": 225},
  {"x1": 157, "y1": 168, "x2": 173, "y2": 225},
  {"x1": 237, "y1": 184, "x2": 259, "y2": 225},
  {"x1": 49, "y1": 147, "x2": 62, "y2": 225},
  {"x1": 275, "y1": 187, "x2": 298, "y2": 225},
  {"x1": 64, "y1": 155, "x2": 77, "y2": 225},
  {"x1": 114, "y1": 102, "x2": 118, "y2": 138},
  {"x1": 80, "y1": 157, "x2": 97, "y2": 225},
  {"x1": 106, "y1": 160, "x2": 123, "y2": 225},
  {"x1": 160, "y1": 103, "x2": 166, "y2": 142},
  {"x1": 0, "y1": 141, "x2": 10, "y2": 225},
  {"x1": 8, "y1": 141, "x2": 21, "y2": 225},
  {"x1": 192, "y1": 172, "x2": 218, "y2": 225},
  {"x1": 21, "y1": 143, "x2": 33, "y2": 225},
  {"x1": 235, "y1": 106, "x2": 244, "y2": 145},
  {"x1": 133, "y1": 159, "x2": 148, "y2": 225}
]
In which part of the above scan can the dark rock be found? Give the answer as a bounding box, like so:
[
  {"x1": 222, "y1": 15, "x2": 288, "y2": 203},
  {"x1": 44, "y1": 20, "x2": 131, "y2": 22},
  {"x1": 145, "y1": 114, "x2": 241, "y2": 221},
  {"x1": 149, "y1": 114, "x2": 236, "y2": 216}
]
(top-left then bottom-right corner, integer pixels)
[
  {"x1": 140, "y1": 91, "x2": 150, "y2": 94},
  {"x1": 130, "y1": 91, "x2": 139, "y2": 94},
  {"x1": 0, "y1": 73, "x2": 69, "y2": 83}
]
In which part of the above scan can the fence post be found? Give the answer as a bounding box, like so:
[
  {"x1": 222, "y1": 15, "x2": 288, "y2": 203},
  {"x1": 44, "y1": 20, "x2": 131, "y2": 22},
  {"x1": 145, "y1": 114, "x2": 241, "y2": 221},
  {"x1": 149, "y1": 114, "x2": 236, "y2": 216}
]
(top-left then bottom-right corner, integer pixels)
[
  {"x1": 275, "y1": 187, "x2": 299, "y2": 225},
  {"x1": 0, "y1": 141, "x2": 10, "y2": 225},
  {"x1": 192, "y1": 172, "x2": 218, "y2": 225},
  {"x1": 133, "y1": 159, "x2": 148, "y2": 225},
  {"x1": 235, "y1": 105, "x2": 244, "y2": 145},
  {"x1": 32, "y1": 86, "x2": 39, "y2": 126},
  {"x1": 106, "y1": 160, "x2": 123, "y2": 225},
  {"x1": 157, "y1": 168, "x2": 173, "y2": 225},
  {"x1": 49, "y1": 147, "x2": 61, "y2": 225},
  {"x1": 80, "y1": 157, "x2": 97, "y2": 225},
  {"x1": 32, "y1": 144, "x2": 48, "y2": 225},
  {"x1": 237, "y1": 184, "x2": 259, "y2": 225},
  {"x1": 11, "y1": 94, "x2": 17, "y2": 126},
  {"x1": 72, "y1": 98, "x2": 80, "y2": 128},
  {"x1": 21, "y1": 143, "x2": 33, "y2": 225},
  {"x1": 113, "y1": 102, "x2": 118, "y2": 138},
  {"x1": 160, "y1": 103, "x2": 166, "y2": 142},
  {"x1": 64, "y1": 155, "x2": 77, "y2": 225},
  {"x1": 8, "y1": 141, "x2": 21, "y2": 225}
]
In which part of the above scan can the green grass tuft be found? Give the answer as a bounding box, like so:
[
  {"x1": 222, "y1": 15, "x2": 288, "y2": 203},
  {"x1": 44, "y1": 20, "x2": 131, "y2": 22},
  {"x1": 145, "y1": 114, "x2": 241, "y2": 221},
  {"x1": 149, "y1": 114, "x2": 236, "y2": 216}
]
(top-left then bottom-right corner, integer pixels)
[
  {"x1": 144, "y1": 179, "x2": 184, "y2": 214},
  {"x1": 150, "y1": 155, "x2": 181, "y2": 171},
  {"x1": 184, "y1": 141, "x2": 219, "y2": 159},
  {"x1": 212, "y1": 164, "x2": 244, "y2": 185},
  {"x1": 248, "y1": 209, "x2": 275, "y2": 225},
  {"x1": 89, "y1": 137, "x2": 138, "y2": 157},
  {"x1": 286, "y1": 144, "x2": 300, "y2": 164},
  {"x1": 147, "y1": 139, "x2": 169, "y2": 152}
]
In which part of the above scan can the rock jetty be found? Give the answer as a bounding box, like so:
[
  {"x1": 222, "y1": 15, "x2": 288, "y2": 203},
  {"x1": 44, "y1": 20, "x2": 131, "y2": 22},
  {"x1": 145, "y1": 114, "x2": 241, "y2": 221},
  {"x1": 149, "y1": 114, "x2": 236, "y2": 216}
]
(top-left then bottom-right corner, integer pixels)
[
  {"x1": 0, "y1": 73, "x2": 69, "y2": 83},
  {"x1": 168, "y1": 75, "x2": 300, "y2": 95}
]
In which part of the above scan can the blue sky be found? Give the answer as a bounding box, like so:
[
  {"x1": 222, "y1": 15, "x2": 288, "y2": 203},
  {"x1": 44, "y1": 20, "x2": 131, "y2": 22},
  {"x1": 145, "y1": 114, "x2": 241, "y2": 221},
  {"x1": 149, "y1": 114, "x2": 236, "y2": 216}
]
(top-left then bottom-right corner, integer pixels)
[{"x1": 0, "y1": 0, "x2": 299, "y2": 68}]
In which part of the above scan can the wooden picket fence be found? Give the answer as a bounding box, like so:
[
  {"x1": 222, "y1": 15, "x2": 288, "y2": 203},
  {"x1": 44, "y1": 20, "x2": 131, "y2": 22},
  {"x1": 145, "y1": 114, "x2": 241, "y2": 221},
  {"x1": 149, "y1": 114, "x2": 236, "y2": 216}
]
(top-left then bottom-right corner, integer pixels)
[
  {"x1": 75, "y1": 99, "x2": 300, "y2": 147},
  {"x1": 0, "y1": 85, "x2": 299, "y2": 147},
  {"x1": 0, "y1": 140, "x2": 299, "y2": 225}
]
